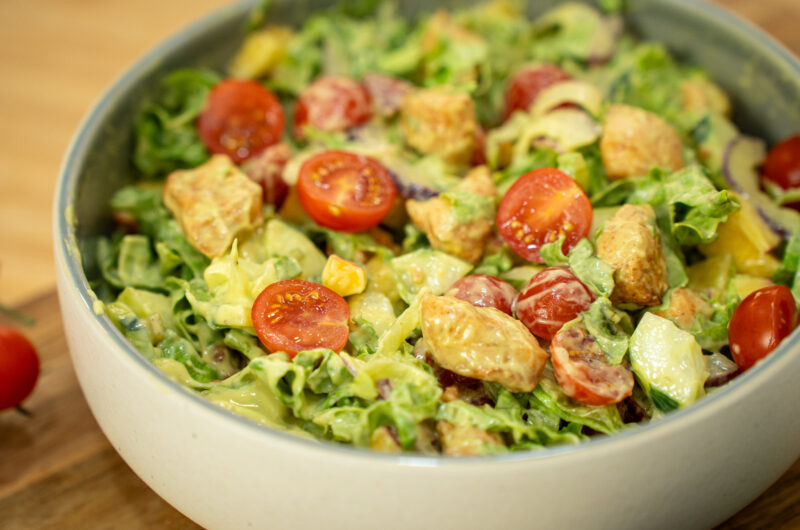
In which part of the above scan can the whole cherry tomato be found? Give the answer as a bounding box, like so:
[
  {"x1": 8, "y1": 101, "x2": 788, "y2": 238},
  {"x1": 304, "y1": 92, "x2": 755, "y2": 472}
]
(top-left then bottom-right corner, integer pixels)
[
  {"x1": 0, "y1": 325, "x2": 40, "y2": 411},
  {"x1": 728, "y1": 285, "x2": 797, "y2": 371},
  {"x1": 251, "y1": 279, "x2": 350, "y2": 357},
  {"x1": 551, "y1": 325, "x2": 634, "y2": 406},
  {"x1": 504, "y1": 64, "x2": 572, "y2": 119},
  {"x1": 515, "y1": 266, "x2": 595, "y2": 340},
  {"x1": 496, "y1": 168, "x2": 592, "y2": 263},
  {"x1": 445, "y1": 274, "x2": 518, "y2": 316},
  {"x1": 762, "y1": 135, "x2": 800, "y2": 210},
  {"x1": 293, "y1": 76, "x2": 372, "y2": 139},
  {"x1": 197, "y1": 79, "x2": 285, "y2": 163},
  {"x1": 296, "y1": 150, "x2": 397, "y2": 232}
]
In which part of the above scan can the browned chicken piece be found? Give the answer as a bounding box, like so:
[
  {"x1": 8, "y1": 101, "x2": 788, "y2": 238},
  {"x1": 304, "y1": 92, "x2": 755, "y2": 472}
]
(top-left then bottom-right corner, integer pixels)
[
  {"x1": 680, "y1": 78, "x2": 731, "y2": 117},
  {"x1": 400, "y1": 87, "x2": 477, "y2": 166},
  {"x1": 436, "y1": 420, "x2": 505, "y2": 457},
  {"x1": 406, "y1": 166, "x2": 496, "y2": 263},
  {"x1": 420, "y1": 295, "x2": 548, "y2": 392},
  {"x1": 596, "y1": 204, "x2": 669, "y2": 307},
  {"x1": 164, "y1": 154, "x2": 263, "y2": 257},
  {"x1": 600, "y1": 104, "x2": 684, "y2": 180},
  {"x1": 652, "y1": 288, "x2": 714, "y2": 329}
]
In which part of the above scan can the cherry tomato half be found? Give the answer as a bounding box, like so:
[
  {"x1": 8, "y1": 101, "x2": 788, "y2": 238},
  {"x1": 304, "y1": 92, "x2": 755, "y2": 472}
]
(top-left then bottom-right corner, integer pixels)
[
  {"x1": 242, "y1": 143, "x2": 291, "y2": 209},
  {"x1": 504, "y1": 64, "x2": 572, "y2": 119},
  {"x1": 252, "y1": 279, "x2": 350, "y2": 358},
  {"x1": 297, "y1": 150, "x2": 397, "y2": 232},
  {"x1": 293, "y1": 76, "x2": 372, "y2": 139},
  {"x1": 197, "y1": 79, "x2": 285, "y2": 164},
  {"x1": 762, "y1": 135, "x2": 800, "y2": 210},
  {"x1": 497, "y1": 168, "x2": 592, "y2": 263},
  {"x1": 0, "y1": 325, "x2": 40, "y2": 411},
  {"x1": 445, "y1": 274, "x2": 518, "y2": 316},
  {"x1": 728, "y1": 285, "x2": 797, "y2": 371},
  {"x1": 551, "y1": 325, "x2": 634, "y2": 406},
  {"x1": 515, "y1": 266, "x2": 595, "y2": 340}
]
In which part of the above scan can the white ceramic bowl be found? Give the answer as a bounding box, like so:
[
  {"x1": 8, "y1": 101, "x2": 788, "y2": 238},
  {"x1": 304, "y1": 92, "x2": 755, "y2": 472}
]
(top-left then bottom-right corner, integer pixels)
[{"x1": 54, "y1": 1, "x2": 800, "y2": 528}]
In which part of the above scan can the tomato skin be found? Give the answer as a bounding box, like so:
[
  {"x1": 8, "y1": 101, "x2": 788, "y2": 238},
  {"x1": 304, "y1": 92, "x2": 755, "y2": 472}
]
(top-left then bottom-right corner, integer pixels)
[
  {"x1": 496, "y1": 168, "x2": 592, "y2": 263},
  {"x1": 242, "y1": 143, "x2": 291, "y2": 208},
  {"x1": 515, "y1": 266, "x2": 595, "y2": 340},
  {"x1": 445, "y1": 274, "x2": 518, "y2": 316},
  {"x1": 504, "y1": 64, "x2": 571, "y2": 119},
  {"x1": 251, "y1": 279, "x2": 350, "y2": 357},
  {"x1": 0, "y1": 325, "x2": 40, "y2": 410},
  {"x1": 762, "y1": 135, "x2": 800, "y2": 210},
  {"x1": 729, "y1": 285, "x2": 797, "y2": 371},
  {"x1": 197, "y1": 79, "x2": 285, "y2": 163},
  {"x1": 551, "y1": 325, "x2": 634, "y2": 406},
  {"x1": 296, "y1": 150, "x2": 397, "y2": 232},
  {"x1": 293, "y1": 76, "x2": 372, "y2": 139}
]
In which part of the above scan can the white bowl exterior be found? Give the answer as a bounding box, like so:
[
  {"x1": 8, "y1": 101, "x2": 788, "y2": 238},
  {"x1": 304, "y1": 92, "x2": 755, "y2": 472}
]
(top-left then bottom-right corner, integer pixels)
[{"x1": 55, "y1": 239, "x2": 800, "y2": 530}]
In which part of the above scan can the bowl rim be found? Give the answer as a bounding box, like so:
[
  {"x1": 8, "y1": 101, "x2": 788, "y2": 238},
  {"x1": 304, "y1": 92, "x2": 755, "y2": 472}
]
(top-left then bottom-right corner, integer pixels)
[{"x1": 54, "y1": 0, "x2": 800, "y2": 467}]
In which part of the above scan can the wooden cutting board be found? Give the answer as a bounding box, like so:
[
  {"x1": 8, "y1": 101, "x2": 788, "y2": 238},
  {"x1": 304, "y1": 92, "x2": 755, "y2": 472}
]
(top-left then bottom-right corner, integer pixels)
[{"x1": 0, "y1": 291, "x2": 798, "y2": 528}]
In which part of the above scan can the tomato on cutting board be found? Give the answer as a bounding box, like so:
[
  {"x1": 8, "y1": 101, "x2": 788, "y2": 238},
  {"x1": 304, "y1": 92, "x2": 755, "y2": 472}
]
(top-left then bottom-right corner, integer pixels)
[
  {"x1": 728, "y1": 285, "x2": 798, "y2": 371},
  {"x1": 252, "y1": 279, "x2": 350, "y2": 357},
  {"x1": 496, "y1": 167, "x2": 592, "y2": 263},
  {"x1": 296, "y1": 150, "x2": 397, "y2": 232},
  {"x1": 197, "y1": 79, "x2": 285, "y2": 163},
  {"x1": 0, "y1": 325, "x2": 40, "y2": 411}
]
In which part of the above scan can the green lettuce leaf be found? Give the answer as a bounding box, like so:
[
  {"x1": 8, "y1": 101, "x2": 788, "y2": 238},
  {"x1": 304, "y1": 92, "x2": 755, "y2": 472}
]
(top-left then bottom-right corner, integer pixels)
[
  {"x1": 581, "y1": 297, "x2": 634, "y2": 365},
  {"x1": 133, "y1": 68, "x2": 219, "y2": 177},
  {"x1": 529, "y1": 366, "x2": 626, "y2": 434},
  {"x1": 540, "y1": 237, "x2": 615, "y2": 297},
  {"x1": 628, "y1": 166, "x2": 740, "y2": 247},
  {"x1": 773, "y1": 229, "x2": 800, "y2": 305}
]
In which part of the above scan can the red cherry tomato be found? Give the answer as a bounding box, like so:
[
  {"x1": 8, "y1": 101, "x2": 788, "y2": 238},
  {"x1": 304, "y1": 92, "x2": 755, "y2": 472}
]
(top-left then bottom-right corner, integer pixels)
[
  {"x1": 197, "y1": 79, "x2": 285, "y2": 163},
  {"x1": 0, "y1": 325, "x2": 40, "y2": 410},
  {"x1": 297, "y1": 150, "x2": 397, "y2": 232},
  {"x1": 515, "y1": 266, "x2": 595, "y2": 340},
  {"x1": 551, "y1": 325, "x2": 634, "y2": 406},
  {"x1": 445, "y1": 274, "x2": 518, "y2": 316},
  {"x1": 504, "y1": 64, "x2": 571, "y2": 119},
  {"x1": 728, "y1": 285, "x2": 797, "y2": 371},
  {"x1": 497, "y1": 168, "x2": 592, "y2": 263},
  {"x1": 252, "y1": 279, "x2": 350, "y2": 358},
  {"x1": 293, "y1": 76, "x2": 372, "y2": 139},
  {"x1": 242, "y1": 143, "x2": 291, "y2": 208},
  {"x1": 762, "y1": 135, "x2": 800, "y2": 210}
]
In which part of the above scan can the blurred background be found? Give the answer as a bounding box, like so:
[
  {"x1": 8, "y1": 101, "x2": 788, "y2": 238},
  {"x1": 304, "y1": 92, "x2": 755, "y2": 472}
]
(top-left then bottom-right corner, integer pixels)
[{"x1": 0, "y1": 0, "x2": 798, "y2": 309}]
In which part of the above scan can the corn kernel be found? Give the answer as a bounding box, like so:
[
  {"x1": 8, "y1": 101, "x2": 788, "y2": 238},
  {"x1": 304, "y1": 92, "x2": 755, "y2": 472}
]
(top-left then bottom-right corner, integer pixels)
[{"x1": 322, "y1": 255, "x2": 367, "y2": 297}]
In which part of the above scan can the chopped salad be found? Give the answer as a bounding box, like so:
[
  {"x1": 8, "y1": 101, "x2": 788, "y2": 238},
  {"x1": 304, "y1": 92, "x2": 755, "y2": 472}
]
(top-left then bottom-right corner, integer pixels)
[{"x1": 94, "y1": 0, "x2": 800, "y2": 456}]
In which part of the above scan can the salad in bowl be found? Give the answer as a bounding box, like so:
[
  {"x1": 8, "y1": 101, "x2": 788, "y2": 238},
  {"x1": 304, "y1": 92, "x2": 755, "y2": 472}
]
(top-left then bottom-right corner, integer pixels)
[{"x1": 91, "y1": 0, "x2": 800, "y2": 456}]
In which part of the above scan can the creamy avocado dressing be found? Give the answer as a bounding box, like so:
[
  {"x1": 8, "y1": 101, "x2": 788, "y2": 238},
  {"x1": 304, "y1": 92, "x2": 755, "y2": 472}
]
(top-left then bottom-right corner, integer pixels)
[{"x1": 89, "y1": 0, "x2": 799, "y2": 455}]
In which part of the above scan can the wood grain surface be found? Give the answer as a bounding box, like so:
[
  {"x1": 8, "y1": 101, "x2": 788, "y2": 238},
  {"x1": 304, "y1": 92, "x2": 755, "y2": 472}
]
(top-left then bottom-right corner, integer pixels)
[{"x1": 0, "y1": 1, "x2": 799, "y2": 529}]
